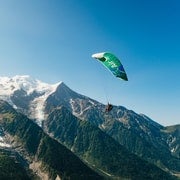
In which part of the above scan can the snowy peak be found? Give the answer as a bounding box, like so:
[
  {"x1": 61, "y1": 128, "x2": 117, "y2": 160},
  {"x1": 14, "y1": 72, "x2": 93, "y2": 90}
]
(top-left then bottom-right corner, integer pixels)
[
  {"x1": 0, "y1": 75, "x2": 61, "y2": 124},
  {"x1": 45, "y1": 81, "x2": 99, "y2": 118},
  {"x1": 55, "y1": 81, "x2": 80, "y2": 98},
  {"x1": 0, "y1": 75, "x2": 60, "y2": 96}
]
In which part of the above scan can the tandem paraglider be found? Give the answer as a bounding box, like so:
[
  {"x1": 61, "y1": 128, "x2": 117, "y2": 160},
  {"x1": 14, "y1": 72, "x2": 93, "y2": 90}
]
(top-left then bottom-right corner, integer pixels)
[
  {"x1": 92, "y1": 52, "x2": 128, "y2": 112},
  {"x1": 105, "y1": 103, "x2": 113, "y2": 113}
]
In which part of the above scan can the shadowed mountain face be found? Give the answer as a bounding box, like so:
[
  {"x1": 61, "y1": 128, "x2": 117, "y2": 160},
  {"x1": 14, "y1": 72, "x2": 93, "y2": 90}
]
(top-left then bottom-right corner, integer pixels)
[
  {"x1": 44, "y1": 105, "x2": 177, "y2": 180},
  {"x1": 0, "y1": 149, "x2": 31, "y2": 180},
  {"x1": 0, "y1": 100, "x2": 103, "y2": 180},
  {"x1": 0, "y1": 100, "x2": 178, "y2": 180}
]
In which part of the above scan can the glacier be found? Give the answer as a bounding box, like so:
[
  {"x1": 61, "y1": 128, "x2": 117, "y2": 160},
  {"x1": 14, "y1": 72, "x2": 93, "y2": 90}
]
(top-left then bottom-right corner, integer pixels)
[{"x1": 0, "y1": 75, "x2": 61, "y2": 126}]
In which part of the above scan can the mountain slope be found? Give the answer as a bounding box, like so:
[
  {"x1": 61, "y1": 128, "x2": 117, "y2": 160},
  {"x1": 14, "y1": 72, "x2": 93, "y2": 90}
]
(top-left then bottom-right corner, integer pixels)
[
  {"x1": 0, "y1": 149, "x2": 31, "y2": 180},
  {"x1": 44, "y1": 105, "x2": 177, "y2": 180},
  {"x1": 161, "y1": 124, "x2": 180, "y2": 158},
  {"x1": 44, "y1": 81, "x2": 180, "y2": 175},
  {"x1": 0, "y1": 100, "x2": 103, "y2": 180},
  {"x1": 102, "y1": 111, "x2": 180, "y2": 173}
]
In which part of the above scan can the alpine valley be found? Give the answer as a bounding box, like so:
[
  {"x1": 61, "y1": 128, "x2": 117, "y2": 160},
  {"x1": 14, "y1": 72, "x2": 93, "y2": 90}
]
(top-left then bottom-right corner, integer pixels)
[{"x1": 0, "y1": 75, "x2": 179, "y2": 180}]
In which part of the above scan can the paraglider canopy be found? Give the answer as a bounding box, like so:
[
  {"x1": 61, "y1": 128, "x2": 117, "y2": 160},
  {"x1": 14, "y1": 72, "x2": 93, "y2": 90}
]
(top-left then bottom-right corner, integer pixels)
[
  {"x1": 92, "y1": 52, "x2": 128, "y2": 113},
  {"x1": 92, "y1": 52, "x2": 128, "y2": 81}
]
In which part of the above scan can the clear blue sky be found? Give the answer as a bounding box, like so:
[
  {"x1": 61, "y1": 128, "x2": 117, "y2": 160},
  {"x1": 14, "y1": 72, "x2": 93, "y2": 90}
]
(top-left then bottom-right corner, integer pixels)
[{"x1": 0, "y1": 0, "x2": 180, "y2": 126}]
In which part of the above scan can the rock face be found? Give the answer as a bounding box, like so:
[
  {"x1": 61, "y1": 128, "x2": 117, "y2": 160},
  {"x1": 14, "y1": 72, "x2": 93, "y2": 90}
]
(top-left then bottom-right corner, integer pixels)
[{"x1": 161, "y1": 125, "x2": 180, "y2": 158}]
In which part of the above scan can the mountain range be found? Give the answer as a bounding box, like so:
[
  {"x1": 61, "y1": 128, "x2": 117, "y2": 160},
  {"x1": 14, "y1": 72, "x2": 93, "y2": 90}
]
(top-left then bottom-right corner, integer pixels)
[{"x1": 0, "y1": 75, "x2": 179, "y2": 180}]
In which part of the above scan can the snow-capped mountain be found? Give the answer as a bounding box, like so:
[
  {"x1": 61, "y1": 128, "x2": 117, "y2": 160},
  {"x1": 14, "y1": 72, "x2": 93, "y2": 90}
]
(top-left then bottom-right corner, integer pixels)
[
  {"x1": 0, "y1": 75, "x2": 179, "y2": 176},
  {"x1": 0, "y1": 75, "x2": 60, "y2": 125}
]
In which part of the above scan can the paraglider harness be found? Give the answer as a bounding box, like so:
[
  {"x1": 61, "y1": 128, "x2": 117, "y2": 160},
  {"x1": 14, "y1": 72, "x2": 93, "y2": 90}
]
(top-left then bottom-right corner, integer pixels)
[{"x1": 105, "y1": 103, "x2": 113, "y2": 112}]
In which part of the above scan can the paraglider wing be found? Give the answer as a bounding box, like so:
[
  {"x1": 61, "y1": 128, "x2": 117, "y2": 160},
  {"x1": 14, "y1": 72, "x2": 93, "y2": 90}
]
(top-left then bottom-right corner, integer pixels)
[{"x1": 92, "y1": 52, "x2": 128, "y2": 81}]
